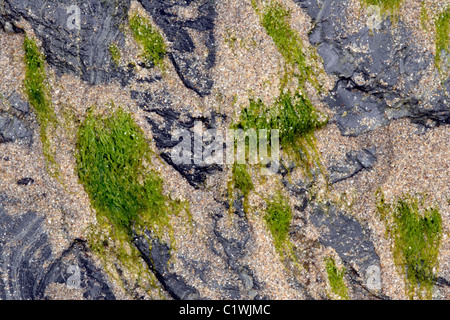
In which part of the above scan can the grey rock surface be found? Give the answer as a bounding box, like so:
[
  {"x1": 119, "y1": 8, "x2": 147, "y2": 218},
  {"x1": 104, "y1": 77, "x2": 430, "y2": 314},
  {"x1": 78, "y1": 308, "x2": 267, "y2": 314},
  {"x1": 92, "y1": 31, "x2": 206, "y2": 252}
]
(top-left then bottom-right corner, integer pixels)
[
  {"x1": 133, "y1": 230, "x2": 200, "y2": 300},
  {"x1": 328, "y1": 148, "x2": 377, "y2": 183},
  {"x1": 309, "y1": 204, "x2": 382, "y2": 294},
  {"x1": 132, "y1": 88, "x2": 224, "y2": 188},
  {"x1": 8, "y1": 91, "x2": 29, "y2": 115},
  {"x1": 296, "y1": 0, "x2": 450, "y2": 136},
  {"x1": 1, "y1": 0, "x2": 216, "y2": 95},
  {"x1": 0, "y1": 0, "x2": 447, "y2": 301},
  {"x1": 137, "y1": 0, "x2": 216, "y2": 96},
  {"x1": 0, "y1": 195, "x2": 115, "y2": 300},
  {"x1": 211, "y1": 198, "x2": 263, "y2": 300},
  {"x1": 1, "y1": 0, "x2": 131, "y2": 85},
  {"x1": 0, "y1": 111, "x2": 32, "y2": 144}
]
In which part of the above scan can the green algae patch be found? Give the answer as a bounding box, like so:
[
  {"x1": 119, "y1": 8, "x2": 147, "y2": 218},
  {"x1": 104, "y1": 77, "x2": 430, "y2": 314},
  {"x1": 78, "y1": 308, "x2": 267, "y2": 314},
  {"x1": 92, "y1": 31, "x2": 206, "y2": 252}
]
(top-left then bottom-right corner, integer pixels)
[
  {"x1": 129, "y1": 13, "x2": 166, "y2": 69},
  {"x1": 261, "y1": 2, "x2": 311, "y2": 83},
  {"x1": 109, "y1": 43, "x2": 121, "y2": 66},
  {"x1": 233, "y1": 90, "x2": 326, "y2": 173},
  {"x1": 362, "y1": 0, "x2": 403, "y2": 19},
  {"x1": 264, "y1": 192, "x2": 293, "y2": 255},
  {"x1": 376, "y1": 191, "x2": 442, "y2": 299},
  {"x1": 23, "y1": 36, "x2": 60, "y2": 178},
  {"x1": 76, "y1": 106, "x2": 188, "y2": 295},
  {"x1": 435, "y1": 7, "x2": 450, "y2": 73},
  {"x1": 246, "y1": 1, "x2": 328, "y2": 175},
  {"x1": 232, "y1": 164, "x2": 254, "y2": 199},
  {"x1": 76, "y1": 108, "x2": 176, "y2": 237},
  {"x1": 325, "y1": 257, "x2": 350, "y2": 300}
]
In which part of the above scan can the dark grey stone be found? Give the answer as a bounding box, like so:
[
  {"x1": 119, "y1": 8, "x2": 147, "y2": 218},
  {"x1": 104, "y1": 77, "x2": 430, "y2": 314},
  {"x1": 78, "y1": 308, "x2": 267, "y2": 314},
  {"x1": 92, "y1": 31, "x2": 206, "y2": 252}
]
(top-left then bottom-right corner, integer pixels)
[
  {"x1": 325, "y1": 81, "x2": 388, "y2": 136},
  {"x1": 0, "y1": 195, "x2": 114, "y2": 299},
  {"x1": 296, "y1": 0, "x2": 450, "y2": 136},
  {"x1": 36, "y1": 240, "x2": 115, "y2": 300},
  {"x1": 2, "y1": 0, "x2": 131, "y2": 85},
  {"x1": 138, "y1": 0, "x2": 216, "y2": 96},
  {"x1": 8, "y1": 91, "x2": 29, "y2": 114},
  {"x1": 309, "y1": 204, "x2": 381, "y2": 292},
  {"x1": 133, "y1": 231, "x2": 200, "y2": 300},
  {"x1": 0, "y1": 112, "x2": 32, "y2": 144},
  {"x1": 17, "y1": 177, "x2": 35, "y2": 186},
  {"x1": 210, "y1": 198, "x2": 263, "y2": 299},
  {"x1": 132, "y1": 88, "x2": 223, "y2": 189},
  {"x1": 328, "y1": 148, "x2": 377, "y2": 183}
]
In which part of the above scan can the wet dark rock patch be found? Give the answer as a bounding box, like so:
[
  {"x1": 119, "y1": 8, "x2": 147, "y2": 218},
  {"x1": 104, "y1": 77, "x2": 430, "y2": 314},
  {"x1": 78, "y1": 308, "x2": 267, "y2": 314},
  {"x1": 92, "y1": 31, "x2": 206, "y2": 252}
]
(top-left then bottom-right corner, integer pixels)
[
  {"x1": 0, "y1": 195, "x2": 115, "y2": 300},
  {"x1": 328, "y1": 148, "x2": 377, "y2": 184},
  {"x1": 138, "y1": 0, "x2": 216, "y2": 96},
  {"x1": 296, "y1": 0, "x2": 449, "y2": 136},
  {"x1": 133, "y1": 230, "x2": 200, "y2": 300}
]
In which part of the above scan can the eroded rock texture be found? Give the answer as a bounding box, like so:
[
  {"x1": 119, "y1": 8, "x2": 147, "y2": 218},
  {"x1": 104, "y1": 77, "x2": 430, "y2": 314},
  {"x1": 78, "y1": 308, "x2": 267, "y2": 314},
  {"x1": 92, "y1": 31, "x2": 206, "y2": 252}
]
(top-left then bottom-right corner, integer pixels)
[
  {"x1": 134, "y1": 231, "x2": 200, "y2": 300},
  {"x1": 310, "y1": 204, "x2": 381, "y2": 295},
  {"x1": 0, "y1": 92, "x2": 32, "y2": 144},
  {"x1": 296, "y1": 0, "x2": 450, "y2": 136},
  {"x1": 132, "y1": 87, "x2": 224, "y2": 188},
  {"x1": 138, "y1": 0, "x2": 216, "y2": 96},
  {"x1": 1, "y1": 0, "x2": 131, "y2": 84},
  {"x1": 0, "y1": 0, "x2": 448, "y2": 301},
  {"x1": 0, "y1": 196, "x2": 114, "y2": 300}
]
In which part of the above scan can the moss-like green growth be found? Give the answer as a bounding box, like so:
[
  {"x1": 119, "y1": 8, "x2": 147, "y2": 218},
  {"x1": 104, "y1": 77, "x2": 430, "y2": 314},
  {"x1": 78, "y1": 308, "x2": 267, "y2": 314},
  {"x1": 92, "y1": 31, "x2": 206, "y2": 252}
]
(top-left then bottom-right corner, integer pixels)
[
  {"x1": 261, "y1": 2, "x2": 310, "y2": 84},
  {"x1": 420, "y1": 1, "x2": 429, "y2": 31},
  {"x1": 234, "y1": 90, "x2": 325, "y2": 169},
  {"x1": 77, "y1": 107, "x2": 188, "y2": 295},
  {"x1": 228, "y1": 163, "x2": 254, "y2": 215},
  {"x1": 376, "y1": 191, "x2": 442, "y2": 299},
  {"x1": 240, "y1": 92, "x2": 321, "y2": 138},
  {"x1": 325, "y1": 257, "x2": 350, "y2": 300},
  {"x1": 129, "y1": 13, "x2": 166, "y2": 69},
  {"x1": 236, "y1": 92, "x2": 323, "y2": 146},
  {"x1": 264, "y1": 192, "x2": 292, "y2": 254},
  {"x1": 276, "y1": 91, "x2": 322, "y2": 146},
  {"x1": 23, "y1": 36, "x2": 59, "y2": 177},
  {"x1": 232, "y1": 163, "x2": 254, "y2": 199},
  {"x1": 254, "y1": 1, "x2": 325, "y2": 90},
  {"x1": 109, "y1": 43, "x2": 121, "y2": 66},
  {"x1": 363, "y1": 0, "x2": 403, "y2": 18},
  {"x1": 76, "y1": 107, "x2": 175, "y2": 237},
  {"x1": 237, "y1": 97, "x2": 270, "y2": 132},
  {"x1": 435, "y1": 8, "x2": 450, "y2": 72},
  {"x1": 246, "y1": 1, "x2": 327, "y2": 174},
  {"x1": 255, "y1": 0, "x2": 324, "y2": 92}
]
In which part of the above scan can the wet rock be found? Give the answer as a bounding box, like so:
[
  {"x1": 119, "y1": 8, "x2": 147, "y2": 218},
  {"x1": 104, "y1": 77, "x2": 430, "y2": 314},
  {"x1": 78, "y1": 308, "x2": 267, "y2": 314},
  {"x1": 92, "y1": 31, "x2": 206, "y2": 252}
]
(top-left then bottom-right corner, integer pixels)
[
  {"x1": 0, "y1": 195, "x2": 114, "y2": 299},
  {"x1": 36, "y1": 240, "x2": 115, "y2": 300},
  {"x1": 132, "y1": 89, "x2": 223, "y2": 189},
  {"x1": 0, "y1": 111, "x2": 32, "y2": 144},
  {"x1": 210, "y1": 198, "x2": 263, "y2": 300},
  {"x1": 310, "y1": 204, "x2": 382, "y2": 295},
  {"x1": 328, "y1": 148, "x2": 377, "y2": 183},
  {"x1": 17, "y1": 177, "x2": 35, "y2": 186},
  {"x1": 325, "y1": 80, "x2": 388, "y2": 136},
  {"x1": 2, "y1": 0, "x2": 131, "y2": 85},
  {"x1": 436, "y1": 277, "x2": 450, "y2": 288},
  {"x1": 283, "y1": 180, "x2": 309, "y2": 212},
  {"x1": 138, "y1": 0, "x2": 216, "y2": 96},
  {"x1": 0, "y1": 205, "x2": 51, "y2": 299},
  {"x1": 8, "y1": 91, "x2": 29, "y2": 114},
  {"x1": 296, "y1": 0, "x2": 450, "y2": 136},
  {"x1": 133, "y1": 230, "x2": 200, "y2": 300}
]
